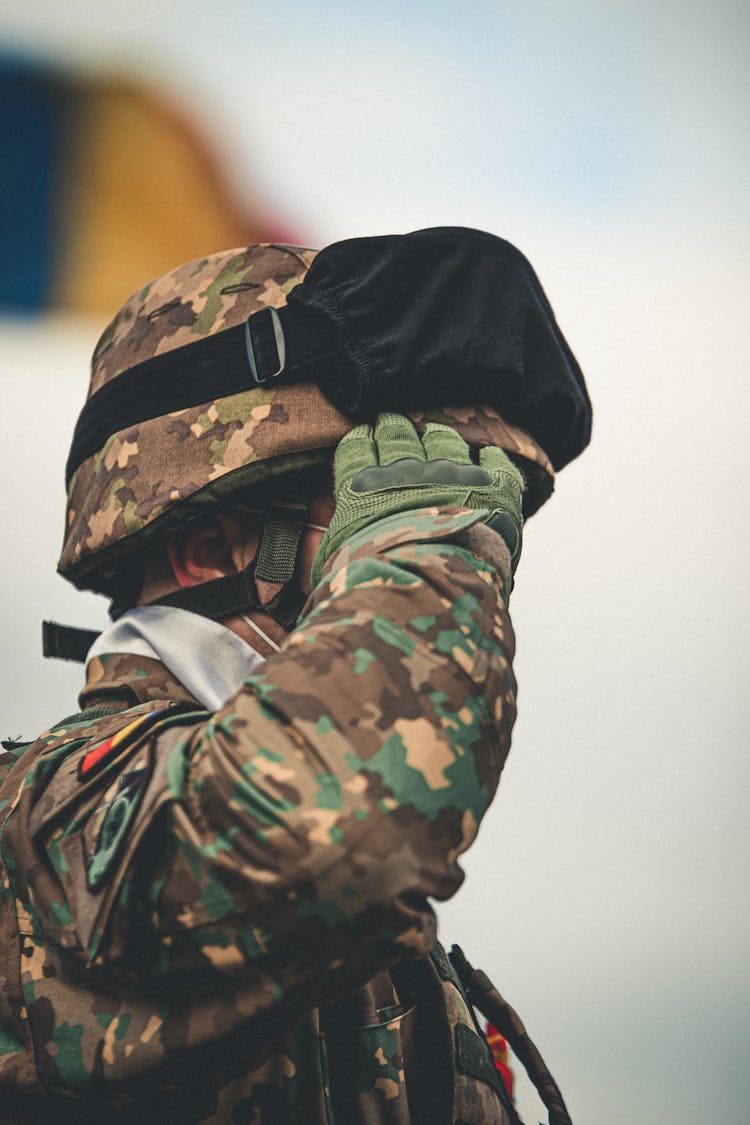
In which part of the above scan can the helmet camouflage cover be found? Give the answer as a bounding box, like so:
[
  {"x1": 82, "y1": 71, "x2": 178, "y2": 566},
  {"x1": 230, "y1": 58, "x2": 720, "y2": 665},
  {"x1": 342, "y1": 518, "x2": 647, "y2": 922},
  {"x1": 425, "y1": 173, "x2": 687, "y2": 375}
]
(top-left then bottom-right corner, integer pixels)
[{"x1": 60, "y1": 244, "x2": 554, "y2": 597}]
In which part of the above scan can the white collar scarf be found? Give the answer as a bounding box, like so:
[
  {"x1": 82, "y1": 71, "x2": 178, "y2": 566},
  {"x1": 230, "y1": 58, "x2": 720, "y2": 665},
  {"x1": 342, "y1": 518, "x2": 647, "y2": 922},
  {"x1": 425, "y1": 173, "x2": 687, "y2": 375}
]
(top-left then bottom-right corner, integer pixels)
[{"x1": 86, "y1": 605, "x2": 266, "y2": 711}]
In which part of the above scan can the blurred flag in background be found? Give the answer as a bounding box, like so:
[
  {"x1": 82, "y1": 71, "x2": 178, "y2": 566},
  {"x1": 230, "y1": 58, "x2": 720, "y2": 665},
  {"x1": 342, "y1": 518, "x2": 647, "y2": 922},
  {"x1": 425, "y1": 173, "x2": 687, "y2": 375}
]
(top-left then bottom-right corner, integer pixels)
[{"x1": 0, "y1": 53, "x2": 286, "y2": 314}]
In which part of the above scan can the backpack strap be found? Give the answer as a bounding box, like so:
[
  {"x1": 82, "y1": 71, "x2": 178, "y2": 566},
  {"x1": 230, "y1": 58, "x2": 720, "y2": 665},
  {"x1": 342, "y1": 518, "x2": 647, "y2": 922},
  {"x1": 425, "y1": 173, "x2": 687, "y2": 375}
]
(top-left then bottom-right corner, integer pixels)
[
  {"x1": 449, "y1": 944, "x2": 573, "y2": 1125},
  {"x1": 428, "y1": 940, "x2": 521, "y2": 1123}
]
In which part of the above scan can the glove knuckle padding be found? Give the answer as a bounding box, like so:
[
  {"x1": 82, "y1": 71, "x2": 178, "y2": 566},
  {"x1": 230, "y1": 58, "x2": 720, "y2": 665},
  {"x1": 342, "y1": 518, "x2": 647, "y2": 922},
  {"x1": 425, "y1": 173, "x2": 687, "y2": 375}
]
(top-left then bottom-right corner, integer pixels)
[
  {"x1": 350, "y1": 459, "x2": 492, "y2": 494},
  {"x1": 312, "y1": 413, "x2": 525, "y2": 584}
]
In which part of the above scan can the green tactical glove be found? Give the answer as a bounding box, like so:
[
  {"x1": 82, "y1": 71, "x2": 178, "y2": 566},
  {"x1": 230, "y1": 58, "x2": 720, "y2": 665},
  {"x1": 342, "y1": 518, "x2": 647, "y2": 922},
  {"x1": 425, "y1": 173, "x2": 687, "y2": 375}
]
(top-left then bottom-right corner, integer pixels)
[{"x1": 311, "y1": 412, "x2": 524, "y2": 586}]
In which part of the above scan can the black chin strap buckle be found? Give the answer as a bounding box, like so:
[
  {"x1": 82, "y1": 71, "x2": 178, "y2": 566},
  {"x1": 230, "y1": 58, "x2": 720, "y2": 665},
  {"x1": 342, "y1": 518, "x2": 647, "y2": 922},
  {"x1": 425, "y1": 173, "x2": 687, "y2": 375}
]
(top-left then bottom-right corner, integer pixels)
[{"x1": 245, "y1": 307, "x2": 287, "y2": 386}]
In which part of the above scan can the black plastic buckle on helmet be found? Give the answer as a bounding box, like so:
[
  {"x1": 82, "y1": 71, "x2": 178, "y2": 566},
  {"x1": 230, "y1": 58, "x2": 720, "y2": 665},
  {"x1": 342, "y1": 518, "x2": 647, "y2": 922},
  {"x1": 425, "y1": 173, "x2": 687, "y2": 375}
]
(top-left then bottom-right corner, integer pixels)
[{"x1": 245, "y1": 307, "x2": 287, "y2": 386}]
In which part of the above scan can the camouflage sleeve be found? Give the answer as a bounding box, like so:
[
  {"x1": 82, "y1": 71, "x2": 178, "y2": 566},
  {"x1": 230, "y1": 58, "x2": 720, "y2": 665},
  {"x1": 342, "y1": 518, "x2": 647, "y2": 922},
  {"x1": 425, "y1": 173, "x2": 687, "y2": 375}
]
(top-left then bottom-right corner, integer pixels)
[{"x1": 98, "y1": 508, "x2": 515, "y2": 1013}]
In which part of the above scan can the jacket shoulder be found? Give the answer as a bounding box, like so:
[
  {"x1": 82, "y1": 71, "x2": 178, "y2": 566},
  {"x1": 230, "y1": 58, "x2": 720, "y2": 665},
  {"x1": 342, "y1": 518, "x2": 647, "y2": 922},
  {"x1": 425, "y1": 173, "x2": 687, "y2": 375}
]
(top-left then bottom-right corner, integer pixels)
[{"x1": 1, "y1": 700, "x2": 207, "y2": 951}]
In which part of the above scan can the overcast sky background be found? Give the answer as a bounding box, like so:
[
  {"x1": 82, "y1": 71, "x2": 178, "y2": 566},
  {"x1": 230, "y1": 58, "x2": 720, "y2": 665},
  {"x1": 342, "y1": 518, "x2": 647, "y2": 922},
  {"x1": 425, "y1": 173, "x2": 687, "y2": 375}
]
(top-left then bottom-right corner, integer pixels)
[{"x1": 1, "y1": 3, "x2": 748, "y2": 1122}]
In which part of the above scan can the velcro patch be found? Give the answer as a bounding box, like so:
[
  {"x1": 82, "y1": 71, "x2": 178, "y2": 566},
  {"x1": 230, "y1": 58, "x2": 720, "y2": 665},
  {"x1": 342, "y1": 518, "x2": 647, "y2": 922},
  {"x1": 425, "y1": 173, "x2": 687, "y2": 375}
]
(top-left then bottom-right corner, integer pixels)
[
  {"x1": 455, "y1": 1024, "x2": 504, "y2": 1094},
  {"x1": 78, "y1": 708, "x2": 169, "y2": 780},
  {"x1": 86, "y1": 756, "x2": 151, "y2": 891}
]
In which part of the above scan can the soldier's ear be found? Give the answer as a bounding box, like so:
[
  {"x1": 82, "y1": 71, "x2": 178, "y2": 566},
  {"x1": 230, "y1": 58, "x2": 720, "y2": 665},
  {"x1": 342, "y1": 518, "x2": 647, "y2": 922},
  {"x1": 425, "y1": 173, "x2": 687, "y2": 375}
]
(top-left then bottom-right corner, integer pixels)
[{"x1": 167, "y1": 518, "x2": 235, "y2": 588}]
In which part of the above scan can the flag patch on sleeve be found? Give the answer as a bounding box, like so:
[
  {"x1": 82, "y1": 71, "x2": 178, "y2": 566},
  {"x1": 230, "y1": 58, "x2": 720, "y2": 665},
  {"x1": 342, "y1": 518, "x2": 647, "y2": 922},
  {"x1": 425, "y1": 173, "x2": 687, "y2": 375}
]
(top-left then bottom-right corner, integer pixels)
[{"x1": 78, "y1": 707, "x2": 170, "y2": 780}]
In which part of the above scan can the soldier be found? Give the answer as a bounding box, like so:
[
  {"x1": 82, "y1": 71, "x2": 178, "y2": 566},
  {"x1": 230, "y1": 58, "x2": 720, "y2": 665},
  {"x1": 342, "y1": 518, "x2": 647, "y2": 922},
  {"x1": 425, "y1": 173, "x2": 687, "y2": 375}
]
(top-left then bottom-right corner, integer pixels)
[{"x1": 0, "y1": 230, "x2": 590, "y2": 1123}]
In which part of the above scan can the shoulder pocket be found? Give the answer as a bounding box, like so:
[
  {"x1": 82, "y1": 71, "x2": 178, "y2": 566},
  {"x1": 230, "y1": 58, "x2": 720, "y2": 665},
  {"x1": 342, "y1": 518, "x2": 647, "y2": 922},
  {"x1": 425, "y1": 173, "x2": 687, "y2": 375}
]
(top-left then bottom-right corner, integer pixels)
[{"x1": 28, "y1": 707, "x2": 206, "y2": 958}]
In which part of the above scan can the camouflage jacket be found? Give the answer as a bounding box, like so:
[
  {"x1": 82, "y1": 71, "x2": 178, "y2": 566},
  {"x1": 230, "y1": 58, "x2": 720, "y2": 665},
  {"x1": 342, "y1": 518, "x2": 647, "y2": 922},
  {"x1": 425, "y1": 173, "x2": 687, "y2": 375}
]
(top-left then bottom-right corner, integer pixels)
[{"x1": 0, "y1": 509, "x2": 520, "y2": 1125}]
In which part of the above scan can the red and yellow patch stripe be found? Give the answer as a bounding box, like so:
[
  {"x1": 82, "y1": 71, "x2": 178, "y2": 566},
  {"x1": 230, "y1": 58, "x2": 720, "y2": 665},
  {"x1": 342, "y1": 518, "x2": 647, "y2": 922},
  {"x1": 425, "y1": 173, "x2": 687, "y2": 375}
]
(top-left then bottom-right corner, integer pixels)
[{"x1": 78, "y1": 707, "x2": 169, "y2": 779}]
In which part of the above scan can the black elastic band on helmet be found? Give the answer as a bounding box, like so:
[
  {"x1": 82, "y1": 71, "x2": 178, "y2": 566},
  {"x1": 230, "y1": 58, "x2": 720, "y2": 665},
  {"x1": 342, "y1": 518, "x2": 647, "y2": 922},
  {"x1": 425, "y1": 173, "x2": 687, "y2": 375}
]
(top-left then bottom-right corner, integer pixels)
[
  {"x1": 66, "y1": 229, "x2": 592, "y2": 493},
  {"x1": 66, "y1": 302, "x2": 343, "y2": 486}
]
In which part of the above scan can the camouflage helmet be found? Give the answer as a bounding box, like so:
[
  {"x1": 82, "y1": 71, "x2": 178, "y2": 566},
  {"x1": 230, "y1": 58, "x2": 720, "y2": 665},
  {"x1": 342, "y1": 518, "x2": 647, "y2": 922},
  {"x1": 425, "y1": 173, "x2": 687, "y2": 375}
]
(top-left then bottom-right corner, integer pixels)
[{"x1": 60, "y1": 243, "x2": 555, "y2": 599}]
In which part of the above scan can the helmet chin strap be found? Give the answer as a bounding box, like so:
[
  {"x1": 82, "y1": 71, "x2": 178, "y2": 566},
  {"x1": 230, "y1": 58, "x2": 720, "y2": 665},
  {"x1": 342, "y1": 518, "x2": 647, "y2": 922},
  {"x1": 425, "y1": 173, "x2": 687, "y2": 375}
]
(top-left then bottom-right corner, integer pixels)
[
  {"x1": 115, "y1": 500, "x2": 310, "y2": 633},
  {"x1": 43, "y1": 499, "x2": 325, "y2": 664}
]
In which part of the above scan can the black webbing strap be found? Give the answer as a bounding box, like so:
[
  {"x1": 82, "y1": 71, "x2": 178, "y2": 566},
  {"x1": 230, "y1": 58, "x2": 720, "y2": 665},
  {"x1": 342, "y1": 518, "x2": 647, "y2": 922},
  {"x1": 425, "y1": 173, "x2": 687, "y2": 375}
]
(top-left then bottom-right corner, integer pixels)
[
  {"x1": 255, "y1": 501, "x2": 307, "y2": 584},
  {"x1": 148, "y1": 562, "x2": 259, "y2": 620},
  {"x1": 262, "y1": 583, "x2": 308, "y2": 632},
  {"x1": 147, "y1": 571, "x2": 307, "y2": 633},
  {"x1": 42, "y1": 621, "x2": 101, "y2": 663},
  {"x1": 431, "y1": 939, "x2": 465, "y2": 990},
  {"x1": 146, "y1": 503, "x2": 309, "y2": 632},
  {"x1": 430, "y1": 941, "x2": 520, "y2": 1123},
  {"x1": 44, "y1": 577, "x2": 307, "y2": 663},
  {"x1": 66, "y1": 302, "x2": 343, "y2": 486},
  {"x1": 45, "y1": 505, "x2": 310, "y2": 660},
  {"x1": 449, "y1": 944, "x2": 574, "y2": 1125}
]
